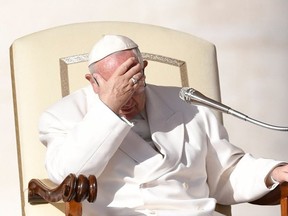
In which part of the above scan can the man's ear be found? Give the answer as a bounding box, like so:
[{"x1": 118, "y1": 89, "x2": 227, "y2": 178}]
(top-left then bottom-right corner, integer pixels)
[
  {"x1": 85, "y1": 73, "x2": 99, "y2": 93},
  {"x1": 85, "y1": 73, "x2": 94, "y2": 84},
  {"x1": 143, "y1": 60, "x2": 148, "y2": 69}
]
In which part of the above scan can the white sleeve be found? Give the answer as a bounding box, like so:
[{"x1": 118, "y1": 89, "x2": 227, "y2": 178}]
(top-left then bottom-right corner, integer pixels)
[
  {"x1": 202, "y1": 107, "x2": 284, "y2": 204},
  {"x1": 39, "y1": 98, "x2": 131, "y2": 184}
]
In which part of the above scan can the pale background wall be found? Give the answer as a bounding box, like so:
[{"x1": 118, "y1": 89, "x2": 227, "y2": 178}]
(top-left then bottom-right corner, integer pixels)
[{"x1": 1, "y1": 0, "x2": 287, "y2": 215}]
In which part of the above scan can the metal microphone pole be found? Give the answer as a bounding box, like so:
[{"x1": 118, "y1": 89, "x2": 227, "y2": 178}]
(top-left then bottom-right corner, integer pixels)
[{"x1": 179, "y1": 87, "x2": 288, "y2": 132}]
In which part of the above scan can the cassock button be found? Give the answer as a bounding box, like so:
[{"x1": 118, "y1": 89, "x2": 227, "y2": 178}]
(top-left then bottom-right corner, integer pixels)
[
  {"x1": 182, "y1": 182, "x2": 189, "y2": 189},
  {"x1": 148, "y1": 210, "x2": 156, "y2": 215}
]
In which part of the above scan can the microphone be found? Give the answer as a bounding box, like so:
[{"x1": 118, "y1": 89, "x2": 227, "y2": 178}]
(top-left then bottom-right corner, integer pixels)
[{"x1": 179, "y1": 87, "x2": 288, "y2": 131}]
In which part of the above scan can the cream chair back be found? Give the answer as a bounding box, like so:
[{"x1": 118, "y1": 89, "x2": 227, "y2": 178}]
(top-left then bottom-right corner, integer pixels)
[{"x1": 10, "y1": 21, "x2": 227, "y2": 216}]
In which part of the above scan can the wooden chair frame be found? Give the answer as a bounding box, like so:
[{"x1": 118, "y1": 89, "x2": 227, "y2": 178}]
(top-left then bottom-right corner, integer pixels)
[
  {"x1": 281, "y1": 182, "x2": 288, "y2": 216},
  {"x1": 28, "y1": 174, "x2": 97, "y2": 216},
  {"x1": 27, "y1": 176, "x2": 288, "y2": 216}
]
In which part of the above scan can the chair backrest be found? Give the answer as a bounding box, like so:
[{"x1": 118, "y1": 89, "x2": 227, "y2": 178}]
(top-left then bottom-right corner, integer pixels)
[{"x1": 10, "y1": 21, "x2": 226, "y2": 216}]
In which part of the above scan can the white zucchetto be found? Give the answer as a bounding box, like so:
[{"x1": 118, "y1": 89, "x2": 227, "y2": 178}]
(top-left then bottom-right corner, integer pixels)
[{"x1": 88, "y1": 35, "x2": 138, "y2": 66}]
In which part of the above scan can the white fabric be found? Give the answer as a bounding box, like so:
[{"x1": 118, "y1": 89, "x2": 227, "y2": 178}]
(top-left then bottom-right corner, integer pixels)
[
  {"x1": 39, "y1": 84, "x2": 282, "y2": 216},
  {"x1": 88, "y1": 34, "x2": 138, "y2": 66}
]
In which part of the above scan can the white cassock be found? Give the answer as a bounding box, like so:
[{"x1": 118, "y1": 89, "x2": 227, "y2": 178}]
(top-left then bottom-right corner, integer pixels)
[{"x1": 39, "y1": 84, "x2": 282, "y2": 216}]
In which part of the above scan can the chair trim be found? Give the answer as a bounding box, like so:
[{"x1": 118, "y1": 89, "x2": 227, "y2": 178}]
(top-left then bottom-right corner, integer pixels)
[{"x1": 59, "y1": 52, "x2": 189, "y2": 97}]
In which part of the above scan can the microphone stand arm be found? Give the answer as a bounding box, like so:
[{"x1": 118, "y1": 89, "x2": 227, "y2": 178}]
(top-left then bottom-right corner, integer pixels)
[
  {"x1": 181, "y1": 88, "x2": 288, "y2": 132},
  {"x1": 227, "y1": 109, "x2": 288, "y2": 132}
]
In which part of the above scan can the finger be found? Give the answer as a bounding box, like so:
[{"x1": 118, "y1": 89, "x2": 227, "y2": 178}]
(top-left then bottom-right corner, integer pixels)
[
  {"x1": 133, "y1": 72, "x2": 146, "y2": 84},
  {"x1": 114, "y1": 57, "x2": 137, "y2": 76},
  {"x1": 130, "y1": 77, "x2": 138, "y2": 85},
  {"x1": 134, "y1": 77, "x2": 146, "y2": 93},
  {"x1": 129, "y1": 71, "x2": 145, "y2": 87},
  {"x1": 125, "y1": 63, "x2": 142, "y2": 79},
  {"x1": 271, "y1": 165, "x2": 288, "y2": 183}
]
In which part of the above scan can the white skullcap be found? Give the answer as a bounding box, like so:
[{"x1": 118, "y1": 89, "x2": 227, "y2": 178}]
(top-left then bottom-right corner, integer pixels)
[{"x1": 88, "y1": 34, "x2": 138, "y2": 66}]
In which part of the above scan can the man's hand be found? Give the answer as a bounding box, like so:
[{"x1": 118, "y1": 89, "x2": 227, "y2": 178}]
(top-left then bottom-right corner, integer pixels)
[
  {"x1": 86, "y1": 57, "x2": 145, "y2": 114},
  {"x1": 269, "y1": 164, "x2": 288, "y2": 185}
]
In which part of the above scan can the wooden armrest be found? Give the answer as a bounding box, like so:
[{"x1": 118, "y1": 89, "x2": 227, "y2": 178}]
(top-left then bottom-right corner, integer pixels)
[
  {"x1": 281, "y1": 182, "x2": 288, "y2": 216},
  {"x1": 250, "y1": 185, "x2": 281, "y2": 205},
  {"x1": 249, "y1": 182, "x2": 288, "y2": 216},
  {"x1": 28, "y1": 173, "x2": 97, "y2": 204}
]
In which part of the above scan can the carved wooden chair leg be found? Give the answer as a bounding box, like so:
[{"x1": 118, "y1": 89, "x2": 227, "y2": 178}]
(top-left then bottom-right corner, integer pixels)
[
  {"x1": 65, "y1": 200, "x2": 82, "y2": 216},
  {"x1": 281, "y1": 182, "x2": 288, "y2": 216}
]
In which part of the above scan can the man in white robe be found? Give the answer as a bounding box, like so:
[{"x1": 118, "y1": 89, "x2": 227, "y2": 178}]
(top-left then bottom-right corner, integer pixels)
[{"x1": 39, "y1": 35, "x2": 288, "y2": 216}]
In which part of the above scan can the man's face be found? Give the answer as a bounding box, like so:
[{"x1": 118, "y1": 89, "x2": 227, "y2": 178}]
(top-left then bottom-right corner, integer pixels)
[{"x1": 95, "y1": 50, "x2": 146, "y2": 120}]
